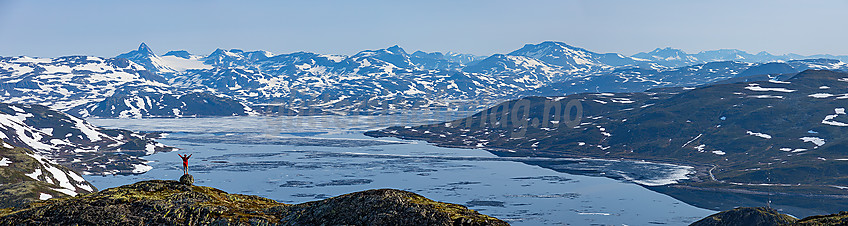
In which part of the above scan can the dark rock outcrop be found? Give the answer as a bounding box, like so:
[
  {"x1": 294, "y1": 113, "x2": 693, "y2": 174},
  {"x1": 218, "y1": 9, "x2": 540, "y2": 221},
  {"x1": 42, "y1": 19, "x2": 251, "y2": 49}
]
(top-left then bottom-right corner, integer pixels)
[
  {"x1": 691, "y1": 207, "x2": 797, "y2": 226},
  {"x1": 692, "y1": 207, "x2": 848, "y2": 226},
  {"x1": 0, "y1": 180, "x2": 509, "y2": 225},
  {"x1": 179, "y1": 174, "x2": 194, "y2": 185},
  {"x1": 796, "y1": 211, "x2": 848, "y2": 225}
]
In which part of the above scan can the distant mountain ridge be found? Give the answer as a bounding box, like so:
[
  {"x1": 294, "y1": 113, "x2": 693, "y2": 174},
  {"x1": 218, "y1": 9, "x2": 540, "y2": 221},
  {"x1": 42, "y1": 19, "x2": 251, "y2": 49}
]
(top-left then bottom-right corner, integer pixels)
[
  {"x1": 633, "y1": 47, "x2": 848, "y2": 68},
  {"x1": 114, "y1": 42, "x2": 848, "y2": 116},
  {"x1": 3, "y1": 41, "x2": 848, "y2": 118},
  {"x1": 0, "y1": 54, "x2": 254, "y2": 118},
  {"x1": 523, "y1": 58, "x2": 848, "y2": 97}
]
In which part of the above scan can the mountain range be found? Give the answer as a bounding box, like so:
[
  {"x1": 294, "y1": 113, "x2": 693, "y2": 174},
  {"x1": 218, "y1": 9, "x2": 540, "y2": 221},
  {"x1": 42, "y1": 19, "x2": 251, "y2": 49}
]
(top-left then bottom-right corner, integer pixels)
[
  {"x1": 3, "y1": 41, "x2": 848, "y2": 118},
  {"x1": 633, "y1": 47, "x2": 848, "y2": 68}
]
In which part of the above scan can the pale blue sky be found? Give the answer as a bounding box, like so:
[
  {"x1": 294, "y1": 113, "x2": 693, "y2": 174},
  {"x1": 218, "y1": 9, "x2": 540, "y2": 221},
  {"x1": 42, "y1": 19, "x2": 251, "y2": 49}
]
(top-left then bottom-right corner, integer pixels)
[{"x1": 1, "y1": 0, "x2": 847, "y2": 58}]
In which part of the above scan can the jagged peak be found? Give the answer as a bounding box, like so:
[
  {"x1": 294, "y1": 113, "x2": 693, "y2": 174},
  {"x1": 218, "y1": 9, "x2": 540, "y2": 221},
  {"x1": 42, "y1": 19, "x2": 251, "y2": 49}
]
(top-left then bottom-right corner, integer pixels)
[
  {"x1": 385, "y1": 45, "x2": 408, "y2": 55},
  {"x1": 137, "y1": 42, "x2": 155, "y2": 56},
  {"x1": 207, "y1": 48, "x2": 243, "y2": 58},
  {"x1": 116, "y1": 42, "x2": 158, "y2": 59}
]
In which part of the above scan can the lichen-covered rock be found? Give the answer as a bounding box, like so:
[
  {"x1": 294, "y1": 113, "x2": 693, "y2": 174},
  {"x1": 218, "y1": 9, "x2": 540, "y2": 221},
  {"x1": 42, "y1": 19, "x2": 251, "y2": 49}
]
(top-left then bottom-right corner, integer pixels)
[
  {"x1": 795, "y1": 211, "x2": 848, "y2": 225},
  {"x1": 179, "y1": 174, "x2": 194, "y2": 185},
  {"x1": 278, "y1": 188, "x2": 507, "y2": 226},
  {"x1": 690, "y1": 207, "x2": 797, "y2": 226},
  {"x1": 691, "y1": 206, "x2": 848, "y2": 226},
  {"x1": 0, "y1": 180, "x2": 509, "y2": 225}
]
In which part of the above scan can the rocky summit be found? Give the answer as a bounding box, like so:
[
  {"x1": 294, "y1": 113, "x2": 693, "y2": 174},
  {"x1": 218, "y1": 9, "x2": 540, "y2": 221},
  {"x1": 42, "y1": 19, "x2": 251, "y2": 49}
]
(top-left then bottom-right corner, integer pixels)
[
  {"x1": 0, "y1": 180, "x2": 508, "y2": 226},
  {"x1": 691, "y1": 207, "x2": 797, "y2": 226},
  {"x1": 691, "y1": 207, "x2": 848, "y2": 226}
]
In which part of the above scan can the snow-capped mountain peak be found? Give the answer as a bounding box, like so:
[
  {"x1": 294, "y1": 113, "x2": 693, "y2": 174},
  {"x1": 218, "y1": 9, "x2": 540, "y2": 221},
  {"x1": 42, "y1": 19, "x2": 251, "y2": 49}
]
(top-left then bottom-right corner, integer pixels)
[
  {"x1": 351, "y1": 45, "x2": 415, "y2": 68},
  {"x1": 509, "y1": 41, "x2": 592, "y2": 61},
  {"x1": 631, "y1": 47, "x2": 700, "y2": 67},
  {"x1": 137, "y1": 42, "x2": 155, "y2": 56},
  {"x1": 508, "y1": 41, "x2": 639, "y2": 69},
  {"x1": 645, "y1": 47, "x2": 689, "y2": 57},
  {"x1": 115, "y1": 42, "x2": 175, "y2": 73},
  {"x1": 117, "y1": 42, "x2": 158, "y2": 59},
  {"x1": 386, "y1": 45, "x2": 407, "y2": 55},
  {"x1": 202, "y1": 48, "x2": 273, "y2": 67}
]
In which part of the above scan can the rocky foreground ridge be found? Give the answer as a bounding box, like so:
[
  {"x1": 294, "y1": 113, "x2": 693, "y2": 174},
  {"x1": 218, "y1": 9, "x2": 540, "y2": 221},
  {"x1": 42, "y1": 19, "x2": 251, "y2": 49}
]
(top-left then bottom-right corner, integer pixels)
[
  {"x1": 0, "y1": 180, "x2": 508, "y2": 226},
  {"x1": 691, "y1": 207, "x2": 848, "y2": 226}
]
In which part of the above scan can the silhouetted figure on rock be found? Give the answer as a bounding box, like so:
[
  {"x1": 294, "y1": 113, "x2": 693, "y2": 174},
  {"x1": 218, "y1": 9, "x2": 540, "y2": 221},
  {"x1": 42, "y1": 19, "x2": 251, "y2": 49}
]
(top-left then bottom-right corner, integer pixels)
[
  {"x1": 178, "y1": 154, "x2": 191, "y2": 175},
  {"x1": 178, "y1": 154, "x2": 193, "y2": 185}
]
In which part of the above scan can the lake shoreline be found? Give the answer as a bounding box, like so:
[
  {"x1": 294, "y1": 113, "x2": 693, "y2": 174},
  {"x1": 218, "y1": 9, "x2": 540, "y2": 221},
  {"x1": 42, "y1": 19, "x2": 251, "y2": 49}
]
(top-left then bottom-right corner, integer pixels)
[{"x1": 370, "y1": 134, "x2": 848, "y2": 218}]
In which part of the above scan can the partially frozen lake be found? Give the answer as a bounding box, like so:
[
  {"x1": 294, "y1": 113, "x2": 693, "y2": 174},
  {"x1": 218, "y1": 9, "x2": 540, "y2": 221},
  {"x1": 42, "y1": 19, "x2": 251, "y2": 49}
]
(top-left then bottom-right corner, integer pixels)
[{"x1": 87, "y1": 114, "x2": 714, "y2": 225}]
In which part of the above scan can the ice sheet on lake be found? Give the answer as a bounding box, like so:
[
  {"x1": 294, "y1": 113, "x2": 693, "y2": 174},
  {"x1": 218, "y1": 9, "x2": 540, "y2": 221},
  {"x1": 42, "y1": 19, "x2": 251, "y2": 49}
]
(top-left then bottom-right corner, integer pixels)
[
  {"x1": 88, "y1": 112, "x2": 474, "y2": 135},
  {"x1": 171, "y1": 133, "x2": 408, "y2": 147},
  {"x1": 85, "y1": 115, "x2": 715, "y2": 225},
  {"x1": 518, "y1": 157, "x2": 695, "y2": 186}
]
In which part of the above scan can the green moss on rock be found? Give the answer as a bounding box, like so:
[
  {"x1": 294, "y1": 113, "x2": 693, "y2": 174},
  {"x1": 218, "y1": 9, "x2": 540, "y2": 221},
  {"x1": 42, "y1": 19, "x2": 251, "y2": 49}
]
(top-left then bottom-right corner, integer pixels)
[
  {"x1": 0, "y1": 180, "x2": 509, "y2": 225},
  {"x1": 796, "y1": 211, "x2": 848, "y2": 225},
  {"x1": 691, "y1": 207, "x2": 848, "y2": 226},
  {"x1": 691, "y1": 207, "x2": 797, "y2": 226}
]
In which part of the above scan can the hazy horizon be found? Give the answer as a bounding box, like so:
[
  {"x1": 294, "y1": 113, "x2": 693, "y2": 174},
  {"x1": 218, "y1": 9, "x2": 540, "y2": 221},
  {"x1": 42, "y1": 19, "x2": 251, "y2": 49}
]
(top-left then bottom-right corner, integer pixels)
[{"x1": 2, "y1": 0, "x2": 847, "y2": 58}]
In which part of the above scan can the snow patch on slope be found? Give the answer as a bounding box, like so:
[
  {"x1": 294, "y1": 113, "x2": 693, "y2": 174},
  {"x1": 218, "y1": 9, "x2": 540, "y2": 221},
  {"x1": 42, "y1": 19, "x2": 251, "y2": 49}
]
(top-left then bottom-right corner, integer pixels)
[
  {"x1": 744, "y1": 83, "x2": 796, "y2": 92},
  {"x1": 0, "y1": 157, "x2": 11, "y2": 166},
  {"x1": 822, "y1": 108, "x2": 848, "y2": 127},
  {"x1": 746, "y1": 131, "x2": 772, "y2": 139}
]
